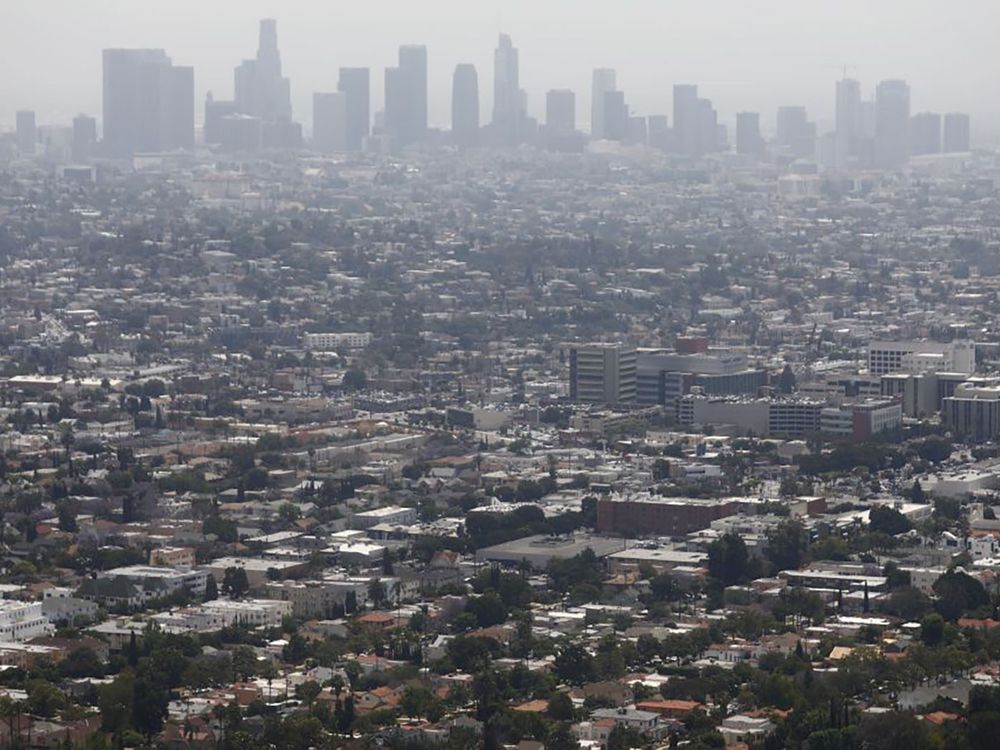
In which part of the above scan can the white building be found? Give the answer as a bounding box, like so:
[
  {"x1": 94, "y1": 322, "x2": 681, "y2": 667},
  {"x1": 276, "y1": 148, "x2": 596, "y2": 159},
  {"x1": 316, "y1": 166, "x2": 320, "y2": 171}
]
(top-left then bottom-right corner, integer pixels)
[
  {"x1": 0, "y1": 601, "x2": 55, "y2": 642},
  {"x1": 152, "y1": 598, "x2": 292, "y2": 632},
  {"x1": 351, "y1": 505, "x2": 419, "y2": 529},
  {"x1": 868, "y1": 340, "x2": 975, "y2": 376},
  {"x1": 303, "y1": 332, "x2": 372, "y2": 350}
]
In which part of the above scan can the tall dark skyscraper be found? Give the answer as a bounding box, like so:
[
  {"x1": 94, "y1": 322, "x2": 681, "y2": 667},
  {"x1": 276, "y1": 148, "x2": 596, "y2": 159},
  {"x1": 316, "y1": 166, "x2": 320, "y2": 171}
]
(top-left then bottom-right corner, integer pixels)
[
  {"x1": 338, "y1": 67, "x2": 370, "y2": 151},
  {"x1": 384, "y1": 45, "x2": 428, "y2": 147},
  {"x1": 736, "y1": 112, "x2": 762, "y2": 156},
  {"x1": 875, "y1": 79, "x2": 911, "y2": 168},
  {"x1": 909, "y1": 112, "x2": 941, "y2": 155},
  {"x1": 491, "y1": 34, "x2": 524, "y2": 143},
  {"x1": 451, "y1": 64, "x2": 479, "y2": 147},
  {"x1": 234, "y1": 19, "x2": 292, "y2": 122},
  {"x1": 546, "y1": 89, "x2": 576, "y2": 134},
  {"x1": 72, "y1": 114, "x2": 97, "y2": 162},
  {"x1": 591, "y1": 69, "x2": 616, "y2": 138},
  {"x1": 102, "y1": 49, "x2": 194, "y2": 157},
  {"x1": 313, "y1": 92, "x2": 347, "y2": 152},
  {"x1": 672, "y1": 84, "x2": 700, "y2": 156},
  {"x1": 15, "y1": 111, "x2": 36, "y2": 155},
  {"x1": 943, "y1": 112, "x2": 971, "y2": 153}
]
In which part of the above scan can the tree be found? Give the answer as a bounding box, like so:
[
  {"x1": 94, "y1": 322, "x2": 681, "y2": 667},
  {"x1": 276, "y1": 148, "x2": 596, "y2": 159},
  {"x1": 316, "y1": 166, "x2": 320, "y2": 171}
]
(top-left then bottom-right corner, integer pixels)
[
  {"x1": 26, "y1": 680, "x2": 67, "y2": 717},
  {"x1": 764, "y1": 520, "x2": 810, "y2": 573},
  {"x1": 382, "y1": 548, "x2": 394, "y2": 575},
  {"x1": 547, "y1": 691, "x2": 576, "y2": 721},
  {"x1": 278, "y1": 502, "x2": 301, "y2": 523},
  {"x1": 778, "y1": 364, "x2": 797, "y2": 394},
  {"x1": 132, "y1": 669, "x2": 169, "y2": 740},
  {"x1": 342, "y1": 369, "x2": 368, "y2": 391},
  {"x1": 465, "y1": 591, "x2": 507, "y2": 628},
  {"x1": 868, "y1": 506, "x2": 912, "y2": 536},
  {"x1": 708, "y1": 533, "x2": 749, "y2": 586},
  {"x1": 607, "y1": 724, "x2": 645, "y2": 750},
  {"x1": 58, "y1": 646, "x2": 104, "y2": 678},
  {"x1": 546, "y1": 722, "x2": 579, "y2": 750},
  {"x1": 99, "y1": 671, "x2": 134, "y2": 735},
  {"x1": 915, "y1": 437, "x2": 953, "y2": 465},
  {"x1": 934, "y1": 569, "x2": 988, "y2": 621},
  {"x1": 222, "y1": 567, "x2": 250, "y2": 599},
  {"x1": 401, "y1": 686, "x2": 435, "y2": 719},
  {"x1": 554, "y1": 643, "x2": 595, "y2": 685},
  {"x1": 920, "y1": 613, "x2": 945, "y2": 646},
  {"x1": 367, "y1": 578, "x2": 387, "y2": 607},
  {"x1": 910, "y1": 479, "x2": 926, "y2": 503},
  {"x1": 204, "y1": 574, "x2": 218, "y2": 602}
]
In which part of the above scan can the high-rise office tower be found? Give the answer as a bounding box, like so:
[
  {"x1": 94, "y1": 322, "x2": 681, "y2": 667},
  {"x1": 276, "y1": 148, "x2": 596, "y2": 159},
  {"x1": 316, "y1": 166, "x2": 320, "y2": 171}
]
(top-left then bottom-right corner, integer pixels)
[
  {"x1": 168, "y1": 65, "x2": 195, "y2": 150},
  {"x1": 313, "y1": 92, "x2": 347, "y2": 152},
  {"x1": 736, "y1": 112, "x2": 762, "y2": 156},
  {"x1": 72, "y1": 114, "x2": 98, "y2": 162},
  {"x1": 234, "y1": 19, "x2": 292, "y2": 123},
  {"x1": 835, "y1": 78, "x2": 861, "y2": 163},
  {"x1": 776, "y1": 106, "x2": 815, "y2": 158},
  {"x1": 943, "y1": 113, "x2": 971, "y2": 153},
  {"x1": 672, "y1": 84, "x2": 701, "y2": 156},
  {"x1": 546, "y1": 89, "x2": 576, "y2": 134},
  {"x1": 451, "y1": 64, "x2": 479, "y2": 147},
  {"x1": 647, "y1": 115, "x2": 669, "y2": 149},
  {"x1": 492, "y1": 34, "x2": 523, "y2": 143},
  {"x1": 384, "y1": 45, "x2": 427, "y2": 147},
  {"x1": 102, "y1": 49, "x2": 194, "y2": 157},
  {"x1": 603, "y1": 90, "x2": 628, "y2": 141},
  {"x1": 204, "y1": 93, "x2": 238, "y2": 145},
  {"x1": 567, "y1": 343, "x2": 637, "y2": 406},
  {"x1": 698, "y1": 98, "x2": 718, "y2": 153},
  {"x1": 15, "y1": 111, "x2": 36, "y2": 155},
  {"x1": 338, "y1": 68, "x2": 370, "y2": 151},
  {"x1": 909, "y1": 112, "x2": 941, "y2": 155},
  {"x1": 591, "y1": 69, "x2": 616, "y2": 138},
  {"x1": 875, "y1": 79, "x2": 910, "y2": 168}
]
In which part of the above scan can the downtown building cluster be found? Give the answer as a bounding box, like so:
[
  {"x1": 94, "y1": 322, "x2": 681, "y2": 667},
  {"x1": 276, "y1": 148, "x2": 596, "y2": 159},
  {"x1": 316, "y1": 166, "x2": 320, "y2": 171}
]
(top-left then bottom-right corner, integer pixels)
[{"x1": 4, "y1": 18, "x2": 976, "y2": 167}]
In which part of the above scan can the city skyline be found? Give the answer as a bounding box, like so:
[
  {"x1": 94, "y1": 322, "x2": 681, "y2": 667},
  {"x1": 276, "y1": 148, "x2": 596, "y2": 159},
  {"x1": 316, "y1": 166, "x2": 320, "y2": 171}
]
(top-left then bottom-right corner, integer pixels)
[{"x1": 2, "y1": 0, "x2": 998, "y2": 140}]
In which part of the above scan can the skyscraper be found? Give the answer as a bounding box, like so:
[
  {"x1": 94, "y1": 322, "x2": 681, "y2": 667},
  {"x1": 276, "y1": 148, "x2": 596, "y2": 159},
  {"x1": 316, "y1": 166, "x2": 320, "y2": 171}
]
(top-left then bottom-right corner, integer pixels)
[
  {"x1": 204, "y1": 94, "x2": 238, "y2": 145},
  {"x1": 736, "y1": 112, "x2": 762, "y2": 156},
  {"x1": 909, "y1": 112, "x2": 941, "y2": 155},
  {"x1": 492, "y1": 34, "x2": 523, "y2": 144},
  {"x1": 102, "y1": 48, "x2": 194, "y2": 157},
  {"x1": 591, "y1": 69, "x2": 616, "y2": 138},
  {"x1": 672, "y1": 84, "x2": 700, "y2": 156},
  {"x1": 338, "y1": 68, "x2": 370, "y2": 151},
  {"x1": 835, "y1": 78, "x2": 861, "y2": 164},
  {"x1": 384, "y1": 45, "x2": 427, "y2": 147},
  {"x1": 776, "y1": 106, "x2": 815, "y2": 158},
  {"x1": 168, "y1": 65, "x2": 195, "y2": 150},
  {"x1": 15, "y1": 111, "x2": 36, "y2": 155},
  {"x1": 875, "y1": 79, "x2": 910, "y2": 168},
  {"x1": 234, "y1": 19, "x2": 292, "y2": 122},
  {"x1": 546, "y1": 89, "x2": 576, "y2": 134},
  {"x1": 313, "y1": 92, "x2": 347, "y2": 152},
  {"x1": 603, "y1": 90, "x2": 628, "y2": 141},
  {"x1": 698, "y1": 98, "x2": 718, "y2": 153},
  {"x1": 451, "y1": 64, "x2": 479, "y2": 147},
  {"x1": 943, "y1": 113, "x2": 971, "y2": 153},
  {"x1": 72, "y1": 114, "x2": 97, "y2": 162}
]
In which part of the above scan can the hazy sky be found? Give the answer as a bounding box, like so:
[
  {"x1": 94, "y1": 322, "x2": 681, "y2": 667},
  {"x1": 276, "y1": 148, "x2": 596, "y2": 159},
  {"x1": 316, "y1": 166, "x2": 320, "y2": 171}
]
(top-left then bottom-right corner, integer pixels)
[{"x1": 3, "y1": 0, "x2": 998, "y2": 138}]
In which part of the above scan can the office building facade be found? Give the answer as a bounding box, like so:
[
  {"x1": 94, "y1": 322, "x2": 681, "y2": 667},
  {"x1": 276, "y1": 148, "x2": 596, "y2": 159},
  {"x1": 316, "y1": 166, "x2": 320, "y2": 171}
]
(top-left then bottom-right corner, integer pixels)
[{"x1": 451, "y1": 64, "x2": 479, "y2": 147}]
